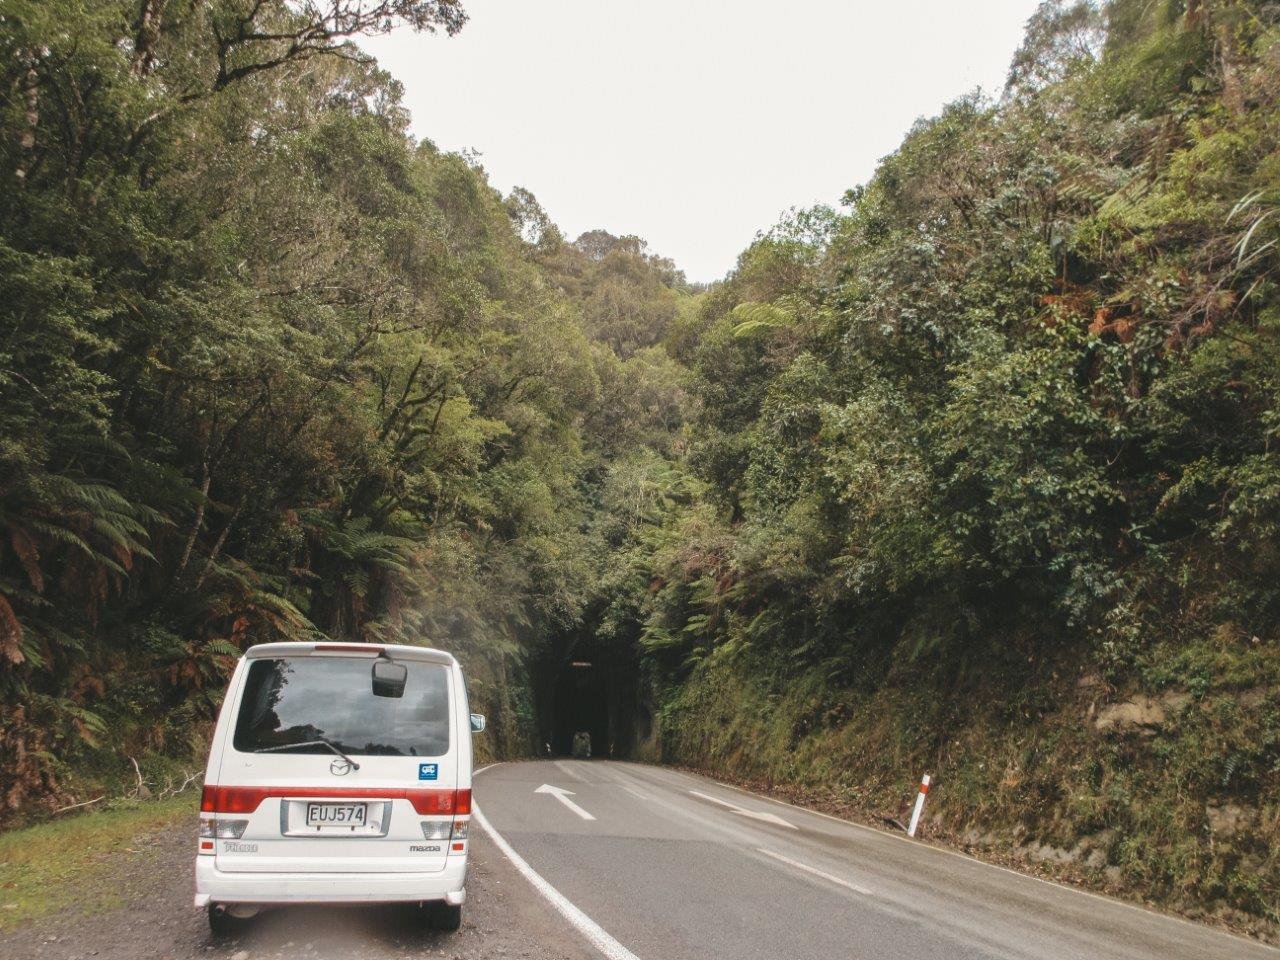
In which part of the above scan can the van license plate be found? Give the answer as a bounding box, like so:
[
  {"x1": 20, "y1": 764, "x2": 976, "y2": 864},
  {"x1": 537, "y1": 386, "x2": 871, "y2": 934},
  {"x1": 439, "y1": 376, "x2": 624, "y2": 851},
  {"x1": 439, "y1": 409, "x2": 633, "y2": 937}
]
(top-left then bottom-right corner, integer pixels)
[{"x1": 306, "y1": 802, "x2": 367, "y2": 827}]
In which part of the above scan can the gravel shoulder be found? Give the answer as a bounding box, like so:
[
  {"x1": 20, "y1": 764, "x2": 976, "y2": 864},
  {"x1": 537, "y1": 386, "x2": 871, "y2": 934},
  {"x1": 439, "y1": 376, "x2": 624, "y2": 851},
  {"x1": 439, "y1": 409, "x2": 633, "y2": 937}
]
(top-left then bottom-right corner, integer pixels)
[{"x1": 0, "y1": 815, "x2": 597, "y2": 960}]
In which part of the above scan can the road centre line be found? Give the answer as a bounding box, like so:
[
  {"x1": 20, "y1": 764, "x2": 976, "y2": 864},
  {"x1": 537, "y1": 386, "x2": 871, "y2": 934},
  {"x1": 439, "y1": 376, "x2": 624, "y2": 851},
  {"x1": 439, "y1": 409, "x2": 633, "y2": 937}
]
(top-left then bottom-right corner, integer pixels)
[
  {"x1": 688, "y1": 789, "x2": 797, "y2": 830},
  {"x1": 555, "y1": 759, "x2": 592, "y2": 783},
  {"x1": 757, "y1": 848, "x2": 873, "y2": 896},
  {"x1": 608, "y1": 768, "x2": 763, "y2": 847},
  {"x1": 578, "y1": 767, "x2": 875, "y2": 901},
  {"x1": 473, "y1": 803, "x2": 640, "y2": 960}
]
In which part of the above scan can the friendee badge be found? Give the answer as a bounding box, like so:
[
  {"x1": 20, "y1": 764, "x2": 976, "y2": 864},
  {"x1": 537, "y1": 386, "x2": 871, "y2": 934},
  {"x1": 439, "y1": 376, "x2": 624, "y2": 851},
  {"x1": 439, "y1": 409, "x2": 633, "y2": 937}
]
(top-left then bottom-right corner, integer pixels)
[{"x1": 418, "y1": 763, "x2": 439, "y2": 780}]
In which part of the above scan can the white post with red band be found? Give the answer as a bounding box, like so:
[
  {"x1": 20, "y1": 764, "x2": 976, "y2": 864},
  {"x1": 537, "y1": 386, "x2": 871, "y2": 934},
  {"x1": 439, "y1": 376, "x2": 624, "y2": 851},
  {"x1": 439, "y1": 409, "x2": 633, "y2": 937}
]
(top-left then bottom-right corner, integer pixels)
[{"x1": 907, "y1": 773, "x2": 931, "y2": 837}]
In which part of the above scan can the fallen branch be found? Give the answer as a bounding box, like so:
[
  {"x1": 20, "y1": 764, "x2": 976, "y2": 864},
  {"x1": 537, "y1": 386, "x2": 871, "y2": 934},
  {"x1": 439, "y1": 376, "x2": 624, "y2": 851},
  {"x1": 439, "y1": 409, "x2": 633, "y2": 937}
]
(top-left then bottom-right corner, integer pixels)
[
  {"x1": 128, "y1": 755, "x2": 149, "y2": 798},
  {"x1": 159, "y1": 769, "x2": 202, "y2": 799},
  {"x1": 53, "y1": 795, "x2": 105, "y2": 814}
]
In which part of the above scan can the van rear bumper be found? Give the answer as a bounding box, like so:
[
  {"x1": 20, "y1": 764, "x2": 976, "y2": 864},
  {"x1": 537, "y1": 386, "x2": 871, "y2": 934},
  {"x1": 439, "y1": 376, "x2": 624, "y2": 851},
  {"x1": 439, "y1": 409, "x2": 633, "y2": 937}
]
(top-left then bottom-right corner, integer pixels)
[{"x1": 194, "y1": 856, "x2": 467, "y2": 907}]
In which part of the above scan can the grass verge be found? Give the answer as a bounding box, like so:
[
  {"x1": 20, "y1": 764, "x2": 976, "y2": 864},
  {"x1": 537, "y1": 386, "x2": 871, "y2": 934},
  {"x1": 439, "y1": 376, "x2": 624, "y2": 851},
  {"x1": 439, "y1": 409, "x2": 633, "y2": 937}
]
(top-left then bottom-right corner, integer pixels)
[{"x1": 0, "y1": 795, "x2": 195, "y2": 930}]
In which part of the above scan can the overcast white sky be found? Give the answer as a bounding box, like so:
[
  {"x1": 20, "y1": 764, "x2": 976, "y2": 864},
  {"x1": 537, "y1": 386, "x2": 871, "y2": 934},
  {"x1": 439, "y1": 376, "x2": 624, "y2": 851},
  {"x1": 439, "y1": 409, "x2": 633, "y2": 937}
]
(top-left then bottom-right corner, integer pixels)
[{"x1": 362, "y1": 0, "x2": 1045, "y2": 283}]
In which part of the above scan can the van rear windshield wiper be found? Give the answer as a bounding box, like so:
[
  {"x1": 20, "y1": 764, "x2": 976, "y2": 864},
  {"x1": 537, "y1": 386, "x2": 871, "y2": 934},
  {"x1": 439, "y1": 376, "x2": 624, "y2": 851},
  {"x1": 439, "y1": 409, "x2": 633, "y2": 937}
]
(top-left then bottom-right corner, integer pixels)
[{"x1": 255, "y1": 738, "x2": 361, "y2": 770}]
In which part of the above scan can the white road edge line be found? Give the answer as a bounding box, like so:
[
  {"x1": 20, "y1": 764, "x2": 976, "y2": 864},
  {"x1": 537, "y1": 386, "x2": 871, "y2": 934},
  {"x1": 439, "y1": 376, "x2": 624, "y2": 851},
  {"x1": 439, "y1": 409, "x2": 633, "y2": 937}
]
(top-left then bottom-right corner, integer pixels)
[
  {"x1": 757, "y1": 848, "x2": 873, "y2": 896},
  {"x1": 473, "y1": 803, "x2": 640, "y2": 960}
]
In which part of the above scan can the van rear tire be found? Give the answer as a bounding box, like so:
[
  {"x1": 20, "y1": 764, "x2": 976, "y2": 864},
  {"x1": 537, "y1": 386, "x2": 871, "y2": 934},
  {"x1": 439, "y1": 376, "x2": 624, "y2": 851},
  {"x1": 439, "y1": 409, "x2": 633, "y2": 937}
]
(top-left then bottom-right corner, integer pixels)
[
  {"x1": 207, "y1": 904, "x2": 252, "y2": 938},
  {"x1": 428, "y1": 901, "x2": 462, "y2": 932}
]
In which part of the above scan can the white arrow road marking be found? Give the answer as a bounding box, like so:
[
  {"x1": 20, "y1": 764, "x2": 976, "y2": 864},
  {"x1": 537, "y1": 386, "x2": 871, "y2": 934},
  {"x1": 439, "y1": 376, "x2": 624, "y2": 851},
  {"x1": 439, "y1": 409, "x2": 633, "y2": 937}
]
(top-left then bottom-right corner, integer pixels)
[
  {"x1": 689, "y1": 790, "x2": 798, "y2": 830},
  {"x1": 757, "y1": 848, "x2": 873, "y2": 896},
  {"x1": 535, "y1": 783, "x2": 597, "y2": 821}
]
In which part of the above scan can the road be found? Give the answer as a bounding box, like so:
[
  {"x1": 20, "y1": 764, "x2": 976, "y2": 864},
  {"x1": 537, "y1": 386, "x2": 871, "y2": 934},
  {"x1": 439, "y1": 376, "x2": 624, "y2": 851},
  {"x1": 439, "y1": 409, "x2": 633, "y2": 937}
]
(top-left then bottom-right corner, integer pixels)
[
  {"x1": 3, "y1": 759, "x2": 1273, "y2": 960},
  {"x1": 476, "y1": 759, "x2": 1276, "y2": 960}
]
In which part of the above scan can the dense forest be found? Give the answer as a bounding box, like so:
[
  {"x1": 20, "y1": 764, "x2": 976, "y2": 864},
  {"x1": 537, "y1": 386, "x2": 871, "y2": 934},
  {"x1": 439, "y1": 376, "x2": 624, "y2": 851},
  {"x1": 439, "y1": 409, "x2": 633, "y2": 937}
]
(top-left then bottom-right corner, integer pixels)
[
  {"x1": 0, "y1": 0, "x2": 694, "y2": 808},
  {"x1": 2, "y1": 0, "x2": 1278, "y2": 937}
]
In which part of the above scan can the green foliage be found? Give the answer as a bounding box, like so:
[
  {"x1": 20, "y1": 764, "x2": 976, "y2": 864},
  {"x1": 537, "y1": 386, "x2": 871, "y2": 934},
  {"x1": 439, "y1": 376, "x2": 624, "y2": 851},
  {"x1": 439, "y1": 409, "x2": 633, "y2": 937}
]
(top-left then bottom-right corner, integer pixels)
[
  {"x1": 622, "y1": 0, "x2": 1280, "y2": 676},
  {"x1": 0, "y1": 0, "x2": 691, "y2": 817},
  {"x1": 566, "y1": 0, "x2": 1280, "y2": 932}
]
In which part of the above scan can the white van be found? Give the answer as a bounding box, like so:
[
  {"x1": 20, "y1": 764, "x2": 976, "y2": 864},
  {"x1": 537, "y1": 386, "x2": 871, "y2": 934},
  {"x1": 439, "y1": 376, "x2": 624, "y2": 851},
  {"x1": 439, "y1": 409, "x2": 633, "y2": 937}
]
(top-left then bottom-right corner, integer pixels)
[{"x1": 195, "y1": 641, "x2": 485, "y2": 936}]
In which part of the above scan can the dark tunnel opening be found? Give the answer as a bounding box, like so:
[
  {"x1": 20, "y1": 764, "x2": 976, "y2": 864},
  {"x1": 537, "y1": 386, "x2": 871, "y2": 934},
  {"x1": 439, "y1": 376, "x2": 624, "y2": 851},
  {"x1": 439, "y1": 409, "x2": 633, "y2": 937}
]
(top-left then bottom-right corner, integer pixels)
[{"x1": 532, "y1": 633, "x2": 648, "y2": 759}]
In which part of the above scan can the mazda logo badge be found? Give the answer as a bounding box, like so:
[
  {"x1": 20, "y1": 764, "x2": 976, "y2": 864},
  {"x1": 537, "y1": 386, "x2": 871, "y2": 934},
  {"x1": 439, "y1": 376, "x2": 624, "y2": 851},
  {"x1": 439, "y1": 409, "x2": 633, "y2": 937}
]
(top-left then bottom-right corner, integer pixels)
[{"x1": 330, "y1": 758, "x2": 353, "y2": 776}]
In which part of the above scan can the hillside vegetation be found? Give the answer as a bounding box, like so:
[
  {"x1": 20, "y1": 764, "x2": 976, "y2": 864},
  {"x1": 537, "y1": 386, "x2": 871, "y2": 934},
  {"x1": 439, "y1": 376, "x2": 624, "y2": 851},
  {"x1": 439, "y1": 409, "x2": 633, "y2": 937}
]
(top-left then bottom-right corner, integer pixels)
[
  {"x1": 577, "y1": 0, "x2": 1280, "y2": 936},
  {"x1": 2, "y1": 0, "x2": 1278, "y2": 939}
]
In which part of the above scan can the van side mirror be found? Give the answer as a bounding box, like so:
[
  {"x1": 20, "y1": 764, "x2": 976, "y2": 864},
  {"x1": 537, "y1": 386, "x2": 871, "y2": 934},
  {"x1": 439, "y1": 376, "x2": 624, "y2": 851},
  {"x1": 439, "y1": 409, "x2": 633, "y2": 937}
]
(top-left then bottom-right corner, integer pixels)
[
  {"x1": 371, "y1": 659, "x2": 408, "y2": 698},
  {"x1": 470, "y1": 713, "x2": 486, "y2": 733}
]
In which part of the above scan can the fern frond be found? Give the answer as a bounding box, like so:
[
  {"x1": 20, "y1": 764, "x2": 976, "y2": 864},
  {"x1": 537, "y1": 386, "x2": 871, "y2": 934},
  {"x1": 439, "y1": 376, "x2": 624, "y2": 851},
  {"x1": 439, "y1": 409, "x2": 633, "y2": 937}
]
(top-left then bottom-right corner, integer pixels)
[
  {"x1": 731, "y1": 301, "x2": 795, "y2": 338},
  {"x1": 9, "y1": 527, "x2": 43, "y2": 593},
  {"x1": 0, "y1": 593, "x2": 23, "y2": 664}
]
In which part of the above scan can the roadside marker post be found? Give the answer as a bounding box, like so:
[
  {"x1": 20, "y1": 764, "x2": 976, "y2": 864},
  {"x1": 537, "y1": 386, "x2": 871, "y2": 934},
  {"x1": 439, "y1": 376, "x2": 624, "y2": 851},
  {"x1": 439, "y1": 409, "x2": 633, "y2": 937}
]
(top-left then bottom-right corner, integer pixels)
[{"x1": 907, "y1": 773, "x2": 931, "y2": 838}]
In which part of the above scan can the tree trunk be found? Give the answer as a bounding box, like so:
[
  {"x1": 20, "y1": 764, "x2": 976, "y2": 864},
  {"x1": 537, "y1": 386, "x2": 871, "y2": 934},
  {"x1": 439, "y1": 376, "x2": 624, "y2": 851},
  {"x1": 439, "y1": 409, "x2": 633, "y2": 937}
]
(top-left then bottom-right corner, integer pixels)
[
  {"x1": 173, "y1": 461, "x2": 210, "y2": 583},
  {"x1": 195, "y1": 495, "x2": 245, "y2": 590},
  {"x1": 132, "y1": 0, "x2": 168, "y2": 78},
  {"x1": 15, "y1": 67, "x2": 37, "y2": 181}
]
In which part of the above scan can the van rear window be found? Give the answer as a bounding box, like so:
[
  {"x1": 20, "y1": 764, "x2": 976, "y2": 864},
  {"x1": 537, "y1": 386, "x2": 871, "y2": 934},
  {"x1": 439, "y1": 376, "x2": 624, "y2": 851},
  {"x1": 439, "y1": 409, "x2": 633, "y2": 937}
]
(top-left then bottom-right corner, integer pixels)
[{"x1": 232, "y1": 657, "x2": 450, "y2": 757}]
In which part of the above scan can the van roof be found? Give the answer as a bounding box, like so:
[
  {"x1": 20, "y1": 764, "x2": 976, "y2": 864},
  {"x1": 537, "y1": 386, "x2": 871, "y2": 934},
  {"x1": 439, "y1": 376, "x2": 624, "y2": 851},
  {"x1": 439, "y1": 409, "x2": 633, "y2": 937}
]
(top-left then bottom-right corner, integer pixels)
[{"x1": 243, "y1": 641, "x2": 458, "y2": 667}]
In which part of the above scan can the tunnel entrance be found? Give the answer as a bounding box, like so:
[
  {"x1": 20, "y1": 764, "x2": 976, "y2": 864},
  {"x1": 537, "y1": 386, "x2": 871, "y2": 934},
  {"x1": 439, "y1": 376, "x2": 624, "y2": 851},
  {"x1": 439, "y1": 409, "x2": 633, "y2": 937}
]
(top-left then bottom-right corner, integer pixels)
[{"x1": 533, "y1": 632, "x2": 646, "y2": 758}]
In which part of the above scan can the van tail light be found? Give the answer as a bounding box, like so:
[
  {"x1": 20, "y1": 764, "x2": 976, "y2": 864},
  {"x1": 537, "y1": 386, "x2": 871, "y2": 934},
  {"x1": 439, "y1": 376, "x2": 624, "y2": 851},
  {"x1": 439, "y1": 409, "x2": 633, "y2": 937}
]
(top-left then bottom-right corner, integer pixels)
[
  {"x1": 202, "y1": 785, "x2": 471, "y2": 815},
  {"x1": 422, "y1": 815, "x2": 469, "y2": 840},
  {"x1": 409, "y1": 788, "x2": 471, "y2": 816},
  {"x1": 421, "y1": 820, "x2": 451, "y2": 840},
  {"x1": 202, "y1": 784, "x2": 268, "y2": 814},
  {"x1": 199, "y1": 815, "x2": 248, "y2": 843}
]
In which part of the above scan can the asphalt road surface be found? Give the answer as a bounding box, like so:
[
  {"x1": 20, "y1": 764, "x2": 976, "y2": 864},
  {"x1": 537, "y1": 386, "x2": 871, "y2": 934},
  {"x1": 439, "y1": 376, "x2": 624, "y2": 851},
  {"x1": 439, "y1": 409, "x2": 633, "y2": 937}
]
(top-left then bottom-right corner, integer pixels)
[{"x1": 475, "y1": 759, "x2": 1276, "y2": 960}]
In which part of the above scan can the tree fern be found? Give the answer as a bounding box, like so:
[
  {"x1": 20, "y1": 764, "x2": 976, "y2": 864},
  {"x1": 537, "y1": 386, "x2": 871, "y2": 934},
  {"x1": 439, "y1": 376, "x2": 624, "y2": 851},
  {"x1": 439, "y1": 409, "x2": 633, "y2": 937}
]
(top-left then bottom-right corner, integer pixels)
[{"x1": 730, "y1": 300, "x2": 796, "y2": 338}]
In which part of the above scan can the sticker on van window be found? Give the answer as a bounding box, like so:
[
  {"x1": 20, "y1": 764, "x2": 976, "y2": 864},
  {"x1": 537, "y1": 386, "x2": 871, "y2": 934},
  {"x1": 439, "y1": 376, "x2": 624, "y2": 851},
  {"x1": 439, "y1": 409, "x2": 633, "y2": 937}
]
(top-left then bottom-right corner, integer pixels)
[{"x1": 418, "y1": 763, "x2": 438, "y2": 780}]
